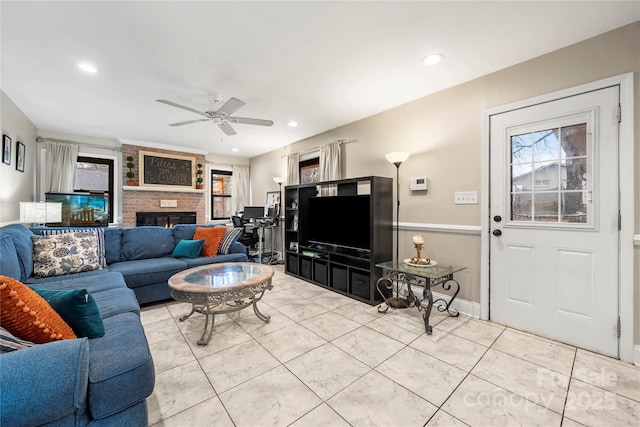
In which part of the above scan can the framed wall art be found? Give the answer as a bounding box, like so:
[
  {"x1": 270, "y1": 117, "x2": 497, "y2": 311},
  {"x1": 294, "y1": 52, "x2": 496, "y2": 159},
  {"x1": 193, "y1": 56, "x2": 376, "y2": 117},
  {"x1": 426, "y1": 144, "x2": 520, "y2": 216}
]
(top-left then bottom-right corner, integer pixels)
[
  {"x1": 16, "y1": 141, "x2": 25, "y2": 172},
  {"x1": 2, "y1": 134, "x2": 11, "y2": 165}
]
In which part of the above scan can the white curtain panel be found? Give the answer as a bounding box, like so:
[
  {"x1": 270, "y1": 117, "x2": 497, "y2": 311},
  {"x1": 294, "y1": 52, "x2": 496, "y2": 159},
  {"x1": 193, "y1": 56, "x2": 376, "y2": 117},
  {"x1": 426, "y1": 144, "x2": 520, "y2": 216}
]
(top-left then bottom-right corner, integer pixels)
[
  {"x1": 231, "y1": 164, "x2": 250, "y2": 215},
  {"x1": 45, "y1": 141, "x2": 79, "y2": 193},
  {"x1": 286, "y1": 153, "x2": 300, "y2": 186},
  {"x1": 319, "y1": 141, "x2": 342, "y2": 195}
]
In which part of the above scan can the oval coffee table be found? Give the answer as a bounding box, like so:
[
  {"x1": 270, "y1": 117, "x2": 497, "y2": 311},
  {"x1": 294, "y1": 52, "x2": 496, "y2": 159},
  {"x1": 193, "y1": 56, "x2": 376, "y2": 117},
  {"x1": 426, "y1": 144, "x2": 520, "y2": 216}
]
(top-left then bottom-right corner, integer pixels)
[{"x1": 168, "y1": 262, "x2": 274, "y2": 345}]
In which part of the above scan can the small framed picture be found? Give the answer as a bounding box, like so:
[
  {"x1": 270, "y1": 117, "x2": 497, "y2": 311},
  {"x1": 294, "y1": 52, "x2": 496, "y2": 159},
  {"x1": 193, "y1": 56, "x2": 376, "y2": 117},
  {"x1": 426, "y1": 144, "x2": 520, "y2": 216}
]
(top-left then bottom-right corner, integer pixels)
[
  {"x1": 289, "y1": 242, "x2": 298, "y2": 252},
  {"x1": 2, "y1": 134, "x2": 11, "y2": 165},
  {"x1": 16, "y1": 141, "x2": 25, "y2": 172}
]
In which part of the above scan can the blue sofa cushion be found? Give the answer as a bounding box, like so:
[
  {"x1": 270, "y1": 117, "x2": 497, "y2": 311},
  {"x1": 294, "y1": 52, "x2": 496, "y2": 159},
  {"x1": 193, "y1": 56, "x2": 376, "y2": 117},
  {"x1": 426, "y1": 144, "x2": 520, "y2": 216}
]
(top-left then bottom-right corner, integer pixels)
[
  {"x1": 0, "y1": 234, "x2": 21, "y2": 280},
  {"x1": 108, "y1": 257, "x2": 187, "y2": 288},
  {"x1": 1, "y1": 224, "x2": 34, "y2": 282},
  {"x1": 103, "y1": 228, "x2": 123, "y2": 264},
  {"x1": 29, "y1": 286, "x2": 105, "y2": 339},
  {"x1": 25, "y1": 269, "x2": 111, "y2": 286},
  {"x1": 87, "y1": 312, "x2": 154, "y2": 419},
  {"x1": 172, "y1": 239, "x2": 205, "y2": 259},
  {"x1": 1, "y1": 338, "x2": 90, "y2": 426},
  {"x1": 90, "y1": 287, "x2": 140, "y2": 319},
  {"x1": 180, "y1": 252, "x2": 248, "y2": 268},
  {"x1": 121, "y1": 227, "x2": 175, "y2": 260}
]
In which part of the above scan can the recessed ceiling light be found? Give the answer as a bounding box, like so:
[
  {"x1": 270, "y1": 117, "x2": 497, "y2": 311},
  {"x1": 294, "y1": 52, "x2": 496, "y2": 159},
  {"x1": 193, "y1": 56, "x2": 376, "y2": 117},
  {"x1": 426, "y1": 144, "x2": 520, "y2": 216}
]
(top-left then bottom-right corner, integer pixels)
[
  {"x1": 421, "y1": 54, "x2": 444, "y2": 66},
  {"x1": 231, "y1": 148, "x2": 239, "y2": 152},
  {"x1": 77, "y1": 62, "x2": 99, "y2": 73},
  {"x1": 287, "y1": 121, "x2": 298, "y2": 127}
]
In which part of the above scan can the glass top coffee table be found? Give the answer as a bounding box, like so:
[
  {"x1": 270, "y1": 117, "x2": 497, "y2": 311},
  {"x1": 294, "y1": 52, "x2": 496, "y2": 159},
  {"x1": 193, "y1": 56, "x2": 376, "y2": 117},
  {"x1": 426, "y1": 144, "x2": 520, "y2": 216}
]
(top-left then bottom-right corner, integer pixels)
[
  {"x1": 168, "y1": 262, "x2": 274, "y2": 345},
  {"x1": 375, "y1": 261, "x2": 466, "y2": 335}
]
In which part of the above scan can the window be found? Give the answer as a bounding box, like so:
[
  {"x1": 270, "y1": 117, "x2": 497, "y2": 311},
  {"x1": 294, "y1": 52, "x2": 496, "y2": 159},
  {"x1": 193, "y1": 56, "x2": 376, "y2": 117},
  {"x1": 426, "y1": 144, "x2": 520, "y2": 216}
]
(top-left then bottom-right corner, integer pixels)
[
  {"x1": 510, "y1": 123, "x2": 589, "y2": 224},
  {"x1": 74, "y1": 156, "x2": 114, "y2": 223},
  {"x1": 211, "y1": 169, "x2": 232, "y2": 220},
  {"x1": 299, "y1": 157, "x2": 319, "y2": 184}
]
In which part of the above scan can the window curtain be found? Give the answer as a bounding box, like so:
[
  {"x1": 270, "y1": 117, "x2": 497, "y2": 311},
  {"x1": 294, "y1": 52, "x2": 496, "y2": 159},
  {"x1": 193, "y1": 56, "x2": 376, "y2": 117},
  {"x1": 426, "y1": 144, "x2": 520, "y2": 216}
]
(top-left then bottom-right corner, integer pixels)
[
  {"x1": 319, "y1": 141, "x2": 342, "y2": 196},
  {"x1": 286, "y1": 153, "x2": 300, "y2": 186},
  {"x1": 45, "y1": 141, "x2": 79, "y2": 193},
  {"x1": 231, "y1": 164, "x2": 250, "y2": 215}
]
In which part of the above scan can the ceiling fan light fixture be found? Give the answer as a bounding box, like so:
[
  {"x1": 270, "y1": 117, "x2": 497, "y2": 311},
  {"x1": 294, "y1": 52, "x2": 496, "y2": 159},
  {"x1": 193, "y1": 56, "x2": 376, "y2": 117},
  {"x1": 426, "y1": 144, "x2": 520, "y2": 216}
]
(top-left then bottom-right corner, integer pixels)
[
  {"x1": 77, "y1": 62, "x2": 99, "y2": 73},
  {"x1": 421, "y1": 53, "x2": 444, "y2": 66}
]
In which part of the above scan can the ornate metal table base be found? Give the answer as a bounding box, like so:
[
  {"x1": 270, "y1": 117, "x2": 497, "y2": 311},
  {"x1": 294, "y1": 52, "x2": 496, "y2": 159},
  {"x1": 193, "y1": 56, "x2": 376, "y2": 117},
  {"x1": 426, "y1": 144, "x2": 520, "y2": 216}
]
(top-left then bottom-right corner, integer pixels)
[
  {"x1": 178, "y1": 289, "x2": 271, "y2": 345},
  {"x1": 376, "y1": 265, "x2": 462, "y2": 335},
  {"x1": 168, "y1": 263, "x2": 274, "y2": 346}
]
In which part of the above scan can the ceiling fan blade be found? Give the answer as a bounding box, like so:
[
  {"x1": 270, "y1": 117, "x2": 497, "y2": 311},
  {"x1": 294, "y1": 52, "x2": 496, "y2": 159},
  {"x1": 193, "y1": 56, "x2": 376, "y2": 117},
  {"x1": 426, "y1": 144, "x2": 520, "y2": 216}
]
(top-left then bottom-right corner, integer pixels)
[
  {"x1": 169, "y1": 118, "x2": 211, "y2": 127},
  {"x1": 218, "y1": 121, "x2": 237, "y2": 136},
  {"x1": 228, "y1": 116, "x2": 274, "y2": 127},
  {"x1": 156, "y1": 99, "x2": 208, "y2": 117},
  {"x1": 216, "y1": 97, "x2": 246, "y2": 116}
]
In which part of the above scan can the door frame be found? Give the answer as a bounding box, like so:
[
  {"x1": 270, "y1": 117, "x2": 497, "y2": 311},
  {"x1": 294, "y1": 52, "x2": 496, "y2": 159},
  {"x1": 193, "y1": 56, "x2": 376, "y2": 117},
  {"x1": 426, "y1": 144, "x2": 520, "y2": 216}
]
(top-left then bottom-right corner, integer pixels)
[{"x1": 480, "y1": 73, "x2": 635, "y2": 363}]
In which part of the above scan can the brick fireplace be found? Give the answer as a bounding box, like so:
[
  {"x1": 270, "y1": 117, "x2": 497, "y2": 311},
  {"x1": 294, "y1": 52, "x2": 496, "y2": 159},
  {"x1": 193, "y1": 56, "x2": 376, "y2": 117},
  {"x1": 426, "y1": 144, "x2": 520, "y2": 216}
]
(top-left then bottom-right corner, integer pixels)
[{"x1": 121, "y1": 144, "x2": 206, "y2": 227}]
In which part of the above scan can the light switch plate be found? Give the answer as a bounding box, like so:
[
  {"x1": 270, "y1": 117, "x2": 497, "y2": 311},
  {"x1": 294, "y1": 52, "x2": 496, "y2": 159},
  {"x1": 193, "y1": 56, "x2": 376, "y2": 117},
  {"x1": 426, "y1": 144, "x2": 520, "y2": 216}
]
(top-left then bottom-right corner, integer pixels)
[{"x1": 454, "y1": 191, "x2": 478, "y2": 205}]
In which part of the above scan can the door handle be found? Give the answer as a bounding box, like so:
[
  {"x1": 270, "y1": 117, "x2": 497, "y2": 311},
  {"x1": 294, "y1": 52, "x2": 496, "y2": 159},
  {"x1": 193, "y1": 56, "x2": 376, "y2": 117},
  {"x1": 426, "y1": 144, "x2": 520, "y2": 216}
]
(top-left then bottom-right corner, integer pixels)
[
  {"x1": 493, "y1": 215, "x2": 502, "y2": 222},
  {"x1": 492, "y1": 229, "x2": 502, "y2": 237}
]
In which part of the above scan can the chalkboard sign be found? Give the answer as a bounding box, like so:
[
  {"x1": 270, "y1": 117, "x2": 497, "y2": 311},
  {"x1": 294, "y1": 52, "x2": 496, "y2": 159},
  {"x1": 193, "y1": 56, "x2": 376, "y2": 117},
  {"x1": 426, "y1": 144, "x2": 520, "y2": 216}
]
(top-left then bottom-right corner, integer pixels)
[{"x1": 139, "y1": 151, "x2": 195, "y2": 188}]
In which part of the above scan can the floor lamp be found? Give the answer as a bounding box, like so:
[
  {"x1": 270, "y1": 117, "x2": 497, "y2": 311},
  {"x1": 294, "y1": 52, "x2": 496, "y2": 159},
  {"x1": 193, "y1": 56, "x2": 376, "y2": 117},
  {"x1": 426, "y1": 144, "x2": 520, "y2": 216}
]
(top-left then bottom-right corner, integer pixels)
[
  {"x1": 385, "y1": 151, "x2": 410, "y2": 308},
  {"x1": 272, "y1": 176, "x2": 286, "y2": 265}
]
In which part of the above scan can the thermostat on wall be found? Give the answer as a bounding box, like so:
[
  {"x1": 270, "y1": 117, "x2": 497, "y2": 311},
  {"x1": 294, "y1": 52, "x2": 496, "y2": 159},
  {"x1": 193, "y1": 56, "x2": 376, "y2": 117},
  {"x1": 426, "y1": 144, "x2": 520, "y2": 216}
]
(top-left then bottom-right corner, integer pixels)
[{"x1": 409, "y1": 176, "x2": 428, "y2": 191}]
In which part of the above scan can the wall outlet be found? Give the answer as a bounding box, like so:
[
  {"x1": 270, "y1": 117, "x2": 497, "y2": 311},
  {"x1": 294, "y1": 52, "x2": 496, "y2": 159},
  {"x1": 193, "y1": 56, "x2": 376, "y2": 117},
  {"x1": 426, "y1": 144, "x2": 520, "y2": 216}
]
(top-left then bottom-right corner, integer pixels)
[
  {"x1": 160, "y1": 199, "x2": 177, "y2": 208},
  {"x1": 454, "y1": 191, "x2": 478, "y2": 205}
]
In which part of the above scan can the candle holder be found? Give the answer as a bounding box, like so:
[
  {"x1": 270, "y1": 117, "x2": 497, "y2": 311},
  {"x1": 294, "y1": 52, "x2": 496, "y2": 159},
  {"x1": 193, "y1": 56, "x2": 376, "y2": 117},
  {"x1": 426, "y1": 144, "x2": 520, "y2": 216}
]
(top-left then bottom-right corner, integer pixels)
[{"x1": 411, "y1": 242, "x2": 430, "y2": 265}]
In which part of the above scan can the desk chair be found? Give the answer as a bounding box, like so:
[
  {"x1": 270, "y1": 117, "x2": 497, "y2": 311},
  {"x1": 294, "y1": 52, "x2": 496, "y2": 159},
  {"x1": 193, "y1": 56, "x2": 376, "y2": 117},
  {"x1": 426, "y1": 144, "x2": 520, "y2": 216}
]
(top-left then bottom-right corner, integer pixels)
[{"x1": 231, "y1": 215, "x2": 258, "y2": 250}]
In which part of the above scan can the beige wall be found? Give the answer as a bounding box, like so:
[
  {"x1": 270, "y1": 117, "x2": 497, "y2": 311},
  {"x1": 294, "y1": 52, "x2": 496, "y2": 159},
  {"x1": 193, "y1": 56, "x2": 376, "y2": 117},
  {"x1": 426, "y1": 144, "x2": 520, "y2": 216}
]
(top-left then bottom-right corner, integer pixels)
[
  {"x1": 0, "y1": 91, "x2": 37, "y2": 224},
  {"x1": 250, "y1": 23, "x2": 640, "y2": 341}
]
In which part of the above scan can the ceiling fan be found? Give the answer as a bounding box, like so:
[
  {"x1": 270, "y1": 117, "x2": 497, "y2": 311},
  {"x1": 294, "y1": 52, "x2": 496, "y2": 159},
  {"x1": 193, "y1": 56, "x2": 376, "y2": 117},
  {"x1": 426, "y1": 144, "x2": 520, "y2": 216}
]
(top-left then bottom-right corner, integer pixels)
[{"x1": 156, "y1": 97, "x2": 273, "y2": 136}]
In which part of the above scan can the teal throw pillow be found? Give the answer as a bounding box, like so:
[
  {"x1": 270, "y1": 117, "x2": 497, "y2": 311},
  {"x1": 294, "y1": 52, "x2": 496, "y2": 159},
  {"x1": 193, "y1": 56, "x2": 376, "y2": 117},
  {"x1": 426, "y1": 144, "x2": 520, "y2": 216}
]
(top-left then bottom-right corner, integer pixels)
[
  {"x1": 172, "y1": 239, "x2": 205, "y2": 259},
  {"x1": 29, "y1": 286, "x2": 105, "y2": 339}
]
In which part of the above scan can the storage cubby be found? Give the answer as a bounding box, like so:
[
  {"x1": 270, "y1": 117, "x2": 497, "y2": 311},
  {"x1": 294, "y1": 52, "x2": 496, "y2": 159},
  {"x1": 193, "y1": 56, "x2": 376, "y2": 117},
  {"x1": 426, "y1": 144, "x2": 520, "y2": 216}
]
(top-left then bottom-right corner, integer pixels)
[{"x1": 284, "y1": 176, "x2": 392, "y2": 304}]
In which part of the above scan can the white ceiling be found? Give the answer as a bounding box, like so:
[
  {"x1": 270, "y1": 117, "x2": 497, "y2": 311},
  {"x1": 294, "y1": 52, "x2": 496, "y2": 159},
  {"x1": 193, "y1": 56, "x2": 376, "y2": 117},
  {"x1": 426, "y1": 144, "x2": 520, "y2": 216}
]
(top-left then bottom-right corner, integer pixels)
[{"x1": 2, "y1": 1, "x2": 638, "y2": 158}]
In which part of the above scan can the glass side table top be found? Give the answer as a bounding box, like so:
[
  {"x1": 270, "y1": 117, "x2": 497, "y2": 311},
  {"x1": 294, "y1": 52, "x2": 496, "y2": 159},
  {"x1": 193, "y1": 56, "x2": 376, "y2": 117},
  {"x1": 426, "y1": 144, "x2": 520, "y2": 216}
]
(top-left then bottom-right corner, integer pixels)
[
  {"x1": 169, "y1": 263, "x2": 274, "y2": 293},
  {"x1": 376, "y1": 260, "x2": 466, "y2": 278}
]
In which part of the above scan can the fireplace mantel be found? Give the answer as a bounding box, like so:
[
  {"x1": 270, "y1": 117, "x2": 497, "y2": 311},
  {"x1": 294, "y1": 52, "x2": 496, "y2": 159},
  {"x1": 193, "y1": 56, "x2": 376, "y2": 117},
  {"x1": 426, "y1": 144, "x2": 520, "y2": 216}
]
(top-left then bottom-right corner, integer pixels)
[{"x1": 123, "y1": 185, "x2": 205, "y2": 193}]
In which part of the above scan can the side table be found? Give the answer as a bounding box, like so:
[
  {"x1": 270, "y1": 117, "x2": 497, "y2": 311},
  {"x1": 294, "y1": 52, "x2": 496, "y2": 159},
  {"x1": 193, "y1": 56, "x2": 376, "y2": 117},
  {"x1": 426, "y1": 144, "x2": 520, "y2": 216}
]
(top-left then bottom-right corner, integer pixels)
[{"x1": 375, "y1": 261, "x2": 466, "y2": 334}]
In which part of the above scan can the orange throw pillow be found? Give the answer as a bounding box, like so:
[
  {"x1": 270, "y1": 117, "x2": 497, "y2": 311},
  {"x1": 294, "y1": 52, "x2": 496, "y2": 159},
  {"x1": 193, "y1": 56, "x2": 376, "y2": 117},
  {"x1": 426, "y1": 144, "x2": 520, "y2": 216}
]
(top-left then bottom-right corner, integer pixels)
[
  {"x1": 0, "y1": 276, "x2": 76, "y2": 343},
  {"x1": 193, "y1": 227, "x2": 227, "y2": 257}
]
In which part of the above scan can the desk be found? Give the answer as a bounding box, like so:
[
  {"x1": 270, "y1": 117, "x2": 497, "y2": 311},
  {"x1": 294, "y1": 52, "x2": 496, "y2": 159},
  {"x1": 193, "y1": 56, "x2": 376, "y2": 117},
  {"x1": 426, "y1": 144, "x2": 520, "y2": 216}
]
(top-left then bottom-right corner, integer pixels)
[{"x1": 375, "y1": 261, "x2": 466, "y2": 334}]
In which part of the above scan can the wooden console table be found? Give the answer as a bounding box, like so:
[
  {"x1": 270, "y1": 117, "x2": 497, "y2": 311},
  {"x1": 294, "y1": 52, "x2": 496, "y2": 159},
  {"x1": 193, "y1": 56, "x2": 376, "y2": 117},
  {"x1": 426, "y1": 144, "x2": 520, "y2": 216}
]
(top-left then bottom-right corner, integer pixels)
[{"x1": 375, "y1": 261, "x2": 466, "y2": 334}]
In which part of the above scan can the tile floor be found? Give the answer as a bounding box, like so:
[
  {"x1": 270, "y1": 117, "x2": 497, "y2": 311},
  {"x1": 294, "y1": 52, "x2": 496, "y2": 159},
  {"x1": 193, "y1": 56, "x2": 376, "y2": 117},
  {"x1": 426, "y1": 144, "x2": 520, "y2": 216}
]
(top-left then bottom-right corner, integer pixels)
[{"x1": 141, "y1": 266, "x2": 640, "y2": 427}]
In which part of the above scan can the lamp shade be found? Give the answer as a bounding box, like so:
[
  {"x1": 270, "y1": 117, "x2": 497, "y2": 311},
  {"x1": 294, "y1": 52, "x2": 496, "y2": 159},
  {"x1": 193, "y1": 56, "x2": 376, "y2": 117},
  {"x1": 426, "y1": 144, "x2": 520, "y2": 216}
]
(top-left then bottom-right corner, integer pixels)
[
  {"x1": 385, "y1": 151, "x2": 410, "y2": 165},
  {"x1": 273, "y1": 176, "x2": 286, "y2": 184},
  {"x1": 19, "y1": 202, "x2": 62, "y2": 224}
]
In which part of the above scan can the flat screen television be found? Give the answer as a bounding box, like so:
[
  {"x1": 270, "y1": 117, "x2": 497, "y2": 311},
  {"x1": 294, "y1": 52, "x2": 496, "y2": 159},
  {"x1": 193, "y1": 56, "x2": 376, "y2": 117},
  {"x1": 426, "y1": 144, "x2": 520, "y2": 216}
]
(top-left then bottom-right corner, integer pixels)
[{"x1": 307, "y1": 195, "x2": 370, "y2": 251}]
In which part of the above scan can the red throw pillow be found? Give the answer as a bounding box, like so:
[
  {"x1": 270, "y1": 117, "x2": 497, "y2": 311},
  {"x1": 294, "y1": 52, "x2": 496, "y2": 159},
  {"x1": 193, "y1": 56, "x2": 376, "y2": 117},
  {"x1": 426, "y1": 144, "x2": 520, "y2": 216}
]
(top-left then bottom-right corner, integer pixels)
[
  {"x1": 0, "y1": 276, "x2": 77, "y2": 343},
  {"x1": 193, "y1": 227, "x2": 227, "y2": 257}
]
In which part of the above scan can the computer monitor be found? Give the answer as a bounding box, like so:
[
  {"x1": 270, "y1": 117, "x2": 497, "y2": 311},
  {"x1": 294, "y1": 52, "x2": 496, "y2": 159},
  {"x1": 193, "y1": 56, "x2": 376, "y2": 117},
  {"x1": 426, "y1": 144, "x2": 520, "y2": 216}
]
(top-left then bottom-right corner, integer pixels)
[{"x1": 243, "y1": 206, "x2": 266, "y2": 221}]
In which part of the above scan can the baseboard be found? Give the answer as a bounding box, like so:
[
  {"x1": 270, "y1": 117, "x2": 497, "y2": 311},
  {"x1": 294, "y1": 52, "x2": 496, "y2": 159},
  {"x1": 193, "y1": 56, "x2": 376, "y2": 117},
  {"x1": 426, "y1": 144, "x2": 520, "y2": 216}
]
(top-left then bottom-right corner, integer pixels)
[
  {"x1": 397, "y1": 285, "x2": 480, "y2": 318},
  {"x1": 634, "y1": 345, "x2": 640, "y2": 367}
]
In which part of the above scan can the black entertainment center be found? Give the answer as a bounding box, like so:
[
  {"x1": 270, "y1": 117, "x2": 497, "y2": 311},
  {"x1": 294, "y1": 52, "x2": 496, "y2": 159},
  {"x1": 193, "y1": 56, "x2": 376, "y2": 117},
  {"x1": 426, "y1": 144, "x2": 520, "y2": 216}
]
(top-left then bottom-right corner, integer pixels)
[{"x1": 284, "y1": 176, "x2": 392, "y2": 304}]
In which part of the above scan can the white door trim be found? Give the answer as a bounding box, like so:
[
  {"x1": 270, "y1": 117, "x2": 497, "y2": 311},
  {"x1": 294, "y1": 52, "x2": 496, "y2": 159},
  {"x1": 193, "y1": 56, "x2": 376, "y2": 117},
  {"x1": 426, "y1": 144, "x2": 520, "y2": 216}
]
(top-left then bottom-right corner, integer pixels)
[{"x1": 481, "y1": 73, "x2": 634, "y2": 363}]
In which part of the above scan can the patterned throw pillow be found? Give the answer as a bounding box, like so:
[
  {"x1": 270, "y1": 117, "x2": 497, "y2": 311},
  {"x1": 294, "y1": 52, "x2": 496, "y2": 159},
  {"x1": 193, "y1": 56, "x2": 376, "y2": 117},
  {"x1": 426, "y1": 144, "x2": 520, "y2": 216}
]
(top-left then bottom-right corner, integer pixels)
[
  {"x1": 218, "y1": 228, "x2": 243, "y2": 254},
  {"x1": 193, "y1": 227, "x2": 227, "y2": 257},
  {"x1": 38, "y1": 228, "x2": 107, "y2": 268},
  {"x1": 0, "y1": 326, "x2": 36, "y2": 353},
  {"x1": 0, "y1": 275, "x2": 76, "y2": 343},
  {"x1": 31, "y1": 231, "x2": 102, "y2": 278}
]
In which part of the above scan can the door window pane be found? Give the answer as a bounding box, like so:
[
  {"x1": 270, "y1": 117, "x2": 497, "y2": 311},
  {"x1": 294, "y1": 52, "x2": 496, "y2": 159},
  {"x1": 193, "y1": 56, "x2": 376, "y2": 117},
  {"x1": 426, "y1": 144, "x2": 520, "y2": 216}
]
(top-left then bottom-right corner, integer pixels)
[{"x1": 510, "y1": 123, "x2": 588, "y2": 225}]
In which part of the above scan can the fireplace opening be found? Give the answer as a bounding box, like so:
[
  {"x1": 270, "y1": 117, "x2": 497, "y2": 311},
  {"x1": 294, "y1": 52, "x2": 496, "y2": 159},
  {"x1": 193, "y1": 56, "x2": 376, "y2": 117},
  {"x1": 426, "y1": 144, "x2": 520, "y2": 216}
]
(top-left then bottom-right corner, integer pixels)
[{"x1": 136, "y1": 212, "x2": 196, "y2": 228}]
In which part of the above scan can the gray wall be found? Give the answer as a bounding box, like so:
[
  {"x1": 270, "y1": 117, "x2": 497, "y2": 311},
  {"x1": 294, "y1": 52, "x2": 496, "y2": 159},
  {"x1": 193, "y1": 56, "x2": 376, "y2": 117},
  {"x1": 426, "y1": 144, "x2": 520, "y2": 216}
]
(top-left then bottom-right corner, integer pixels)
[
  {"x1": 0, "y1": 91, "x2": 37, "y2": 224},
  {"x1": 249, "y1": 22, "x2": 640, "y2": 341}
]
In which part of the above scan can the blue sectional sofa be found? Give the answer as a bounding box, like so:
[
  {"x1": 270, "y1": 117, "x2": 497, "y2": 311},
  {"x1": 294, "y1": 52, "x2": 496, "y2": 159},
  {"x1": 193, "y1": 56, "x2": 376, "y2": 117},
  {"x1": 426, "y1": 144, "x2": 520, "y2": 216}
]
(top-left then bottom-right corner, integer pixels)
[{"x1": 0, "y1": 223, "x2": 248, "y2": 425}]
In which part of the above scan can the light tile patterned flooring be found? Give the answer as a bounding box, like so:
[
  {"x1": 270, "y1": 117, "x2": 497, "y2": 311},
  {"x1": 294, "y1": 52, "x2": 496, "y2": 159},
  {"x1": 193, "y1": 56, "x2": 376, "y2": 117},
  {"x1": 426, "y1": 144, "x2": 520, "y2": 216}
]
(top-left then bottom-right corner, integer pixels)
[{"x1": 141, "y1": 266, "x2": 640, "y2": 427}]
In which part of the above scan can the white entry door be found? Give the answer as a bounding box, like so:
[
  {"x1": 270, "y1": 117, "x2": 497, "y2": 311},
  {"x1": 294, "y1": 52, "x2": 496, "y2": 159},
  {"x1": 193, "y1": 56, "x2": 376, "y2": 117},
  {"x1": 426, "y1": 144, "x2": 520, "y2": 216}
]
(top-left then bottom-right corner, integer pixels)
[{"x1": 489, "y1": 86, "x2": 619, "y2": 357}]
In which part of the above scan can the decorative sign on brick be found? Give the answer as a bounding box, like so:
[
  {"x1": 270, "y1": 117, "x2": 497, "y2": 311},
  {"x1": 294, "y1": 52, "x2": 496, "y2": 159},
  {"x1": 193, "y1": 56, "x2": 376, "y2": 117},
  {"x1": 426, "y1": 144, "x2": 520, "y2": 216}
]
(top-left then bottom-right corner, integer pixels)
[{"x1": 140, "y1": 151, "x2": 195, "y2": 188}]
